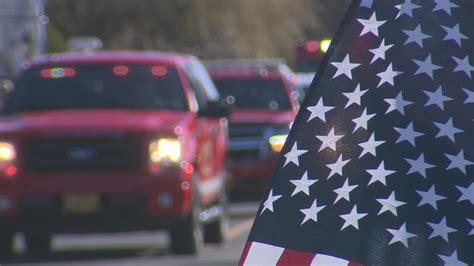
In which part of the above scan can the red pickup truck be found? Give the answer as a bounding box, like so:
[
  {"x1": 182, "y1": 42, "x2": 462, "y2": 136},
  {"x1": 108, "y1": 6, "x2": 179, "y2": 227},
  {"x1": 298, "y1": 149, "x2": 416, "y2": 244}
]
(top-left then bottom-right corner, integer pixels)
[
  {"x1": 0, "y1": 51, "x2": 230, "y2": 258},
  {"x1": 205, "y1": 59, "x2": 299, "y2": 195}
]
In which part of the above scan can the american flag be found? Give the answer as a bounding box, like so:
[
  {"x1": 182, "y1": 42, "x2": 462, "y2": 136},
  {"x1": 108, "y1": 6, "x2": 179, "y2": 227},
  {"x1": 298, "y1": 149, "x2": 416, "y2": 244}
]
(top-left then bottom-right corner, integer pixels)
[{"x1": 240, "y1": 0, "x2": 473, "y2": 265}]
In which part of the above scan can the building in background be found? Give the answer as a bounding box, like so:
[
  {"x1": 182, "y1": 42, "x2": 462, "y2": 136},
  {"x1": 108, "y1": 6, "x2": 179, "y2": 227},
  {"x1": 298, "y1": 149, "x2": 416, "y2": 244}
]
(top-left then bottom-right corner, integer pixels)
[{"x1": 0, "y1": 0, "x2": 47, "y2": 79}]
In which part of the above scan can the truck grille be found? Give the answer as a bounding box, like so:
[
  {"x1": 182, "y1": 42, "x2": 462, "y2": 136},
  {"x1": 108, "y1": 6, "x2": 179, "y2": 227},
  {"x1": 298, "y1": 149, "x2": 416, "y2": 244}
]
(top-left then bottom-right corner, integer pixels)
[
  {"x1": 227, "y1": 123, "x2": 273, "y2": 160},
  {"x1": 228, "y1": 123, "x2": 271, "y2": 138},
  {"x1": 228, "y1": 149, "x2": 261, "y2": 159},
  {"x1": 23, "y1": 137, "x2": 142, "y2": 171}
]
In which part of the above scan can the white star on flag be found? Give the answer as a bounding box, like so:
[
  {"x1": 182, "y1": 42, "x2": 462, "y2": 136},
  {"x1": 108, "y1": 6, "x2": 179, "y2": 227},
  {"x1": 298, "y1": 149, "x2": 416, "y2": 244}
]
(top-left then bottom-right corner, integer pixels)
[
  {"x1": 334, "y1": 178, "x2": 358, "y2": 203},
  {"x1": 463, "y1": 88, "x2": 474, "y2": 103},
  {"x1": 331, "y1": 54, "x2": 360, "y2": 79},
  {"x1": 434, "y1": 118, "x2": 463, "y2": 142},
  {"x1": 316, "y1": 127, "x2": 344, "y2": 152},
  {"x1": 456, "y1": 183, "x2": 474, "y2": 205},
  {"x1": 261, "y1": 189, "x2": 282, "y2": 215},
  {"x1": 306, "y1": 98, "x2": 334, "y2": 123},
  {"x1": 340, "y1": 205, "x2": 368, "y2": 230},
  {"x1": 405, "y1": 153, "x2": 435, "y2": 178},
  {"x1": 367, "y1": 161, "x2": 395, "y2": 186},
  {"x1": 445, "y1": 150, "x2": 473, "y2": 174},
  {"x1": 442, "y1": 24, "x2": 467, "y2": 46},
  {"x1": 358, "y1": 132, "x2": 385, "y2": 158},
  {"x1": 357, "y1": 13, "x2": 386, "y2": 36},
  {"x1": 290, "y1": 171, "x2": 317, "y2": 197},
  {"x1": 452, "y1": 55, "x2": 474, "y2": 78},
  {"x1": 403, "y1": 25, "x2": 431, "y2": 47},
  {"x1": 352, "y1": 108, "x2": 376, "y2": 133},
  {"x1": 413, "y1": 55, "x2": 442, "y2": 79},
  {"x1": 327, "y1": 155, "x2": 350, "y2": 179},
  {"x1": 427, "y1": 217, "x2": 456, "y2": 242},
  {"x1": 369, "y1": 39, "x2": 394, "y2": 64},
  {"x1": 468, "y1": 218, "x2": 474, "y2": 235},
  {"x1": 377, "y1": 63, "x2": 402, "y2": 87},
  {"x1": 387, "y1": 223, "x2": 417, "y2": 248},
  {"x1": 394, "y1": 122, "x2": 424, "y2": 146},
  {"x1": 343, "y1": 84, "x2": 367, "y2": 108},
  {"x1": 395, "y1": 0, "x2": 421, "y2": 19},
  {"x1": 283, "y1": 142, "x2": 308, "y2": 167},
  {"x1": 438, "y1": 251, "x2": 468, "y2": 266},
  {"x1": 360, "y1": 0, "x2": 373, "y2": 8},
  {"x1": 300, "y1": 199, "x2": 326, "y2": 225},
  {"x1": 424, "y1": 86, "x2": 452, "y2": 110},
  {"x1": 385, "y1": 91, "x2": 413, "y2": 115},
  {"x1": 376, "y1": 191, "x2": 406, "y2": 216},
  {"x1": 417, "y1": 185, "x2": 446, "y2": 210},
  {"x1": 433, "y1": 0, "x2": 459, "y2": 15}
]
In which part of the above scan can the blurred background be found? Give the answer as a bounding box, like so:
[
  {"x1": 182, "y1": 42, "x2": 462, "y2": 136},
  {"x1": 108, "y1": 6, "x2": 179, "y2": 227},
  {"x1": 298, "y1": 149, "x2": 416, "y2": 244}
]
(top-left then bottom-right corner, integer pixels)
[
  {"x1": 1, "y1": 0, "x2": 350, "y2": 78},
  {"x1": 0, "y1": 1, "x2": 350, "y2": 265}
]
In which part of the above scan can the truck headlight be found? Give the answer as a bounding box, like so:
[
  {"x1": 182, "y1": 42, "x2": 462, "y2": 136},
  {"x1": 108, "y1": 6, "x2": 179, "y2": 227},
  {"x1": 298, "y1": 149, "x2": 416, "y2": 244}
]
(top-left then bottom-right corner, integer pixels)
[
  {"x1": 149, "y1": 138, "x2": 182, "y2": 163},
  {"x1": 269, "y1": 134, "x2": 288, "y2": 153},
  {"x1": 0, "y1": 141, "x2": 17, "y2": 178},
  {"x1": 0, "y1": 142, "x2": 15, "y2": 161}
]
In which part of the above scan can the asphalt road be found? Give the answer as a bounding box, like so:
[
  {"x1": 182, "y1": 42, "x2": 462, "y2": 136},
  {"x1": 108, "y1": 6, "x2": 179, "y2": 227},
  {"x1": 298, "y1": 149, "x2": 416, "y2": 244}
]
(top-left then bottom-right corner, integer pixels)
[{"x1": 4, "y1": 202, "x2": 259, "y2": 266}]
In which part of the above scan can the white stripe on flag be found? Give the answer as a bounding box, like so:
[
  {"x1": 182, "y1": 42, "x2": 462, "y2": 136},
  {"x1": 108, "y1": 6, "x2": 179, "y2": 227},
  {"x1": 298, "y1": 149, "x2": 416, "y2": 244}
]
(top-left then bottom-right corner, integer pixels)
[
  {"x1": 311, "y1": 253, "x2": 350, "y2": 266},
  {"x1": 243, "y1": 242, "x2": 284, "y2": 266}
]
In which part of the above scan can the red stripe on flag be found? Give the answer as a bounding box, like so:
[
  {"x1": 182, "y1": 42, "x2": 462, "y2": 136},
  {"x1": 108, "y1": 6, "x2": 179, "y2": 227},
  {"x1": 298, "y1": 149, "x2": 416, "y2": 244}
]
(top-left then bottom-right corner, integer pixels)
[
  {"x1": 239, "y1": 242, "x2": 253, "y2": 266},
  {"x1": 348, "y1": 261, "x2": 364, "y2": 266},
  {"x1": 276, "y1": 248, "x2": 316, "y2": 266},
  {"x1": 239, "y1": 241, "x2": 365, "y2": 266}
]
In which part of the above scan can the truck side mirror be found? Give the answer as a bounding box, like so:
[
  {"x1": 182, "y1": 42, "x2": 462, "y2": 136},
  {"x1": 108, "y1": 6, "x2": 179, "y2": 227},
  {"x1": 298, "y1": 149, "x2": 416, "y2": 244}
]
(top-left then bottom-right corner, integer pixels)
[
  {"x1": 0, "y1": 79, "x2": 13, "y2": 94},
  {"x1": 198, "y1": 101, "x2": 231, "y2": 118},
  {"x1": 0, "y1": 79, "x2": 13, "y2": 112}
]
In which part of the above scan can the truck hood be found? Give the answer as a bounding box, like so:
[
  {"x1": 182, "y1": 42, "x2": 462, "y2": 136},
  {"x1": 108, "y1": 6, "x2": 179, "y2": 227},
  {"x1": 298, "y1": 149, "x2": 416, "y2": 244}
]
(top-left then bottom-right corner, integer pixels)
[
  {"x1": 230, "y1": 109, "x2": 295, "y2": 124},
  {"x1": 0, "y1": 109, "x2": 194, "y2": 134}
]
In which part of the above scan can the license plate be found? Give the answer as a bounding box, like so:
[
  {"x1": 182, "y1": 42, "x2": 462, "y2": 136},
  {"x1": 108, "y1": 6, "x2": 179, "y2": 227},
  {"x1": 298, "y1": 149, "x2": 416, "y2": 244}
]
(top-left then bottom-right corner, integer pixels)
[{"x1": 63, "y1": 194, "x2": 100, "y2": 213}]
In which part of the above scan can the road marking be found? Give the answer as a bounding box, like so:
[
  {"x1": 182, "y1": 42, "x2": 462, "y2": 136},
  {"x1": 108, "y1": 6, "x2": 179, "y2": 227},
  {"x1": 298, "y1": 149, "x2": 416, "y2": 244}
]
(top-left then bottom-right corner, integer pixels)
[{"x1": 227, "y1": 217, "x2": 255, "y2": 240}]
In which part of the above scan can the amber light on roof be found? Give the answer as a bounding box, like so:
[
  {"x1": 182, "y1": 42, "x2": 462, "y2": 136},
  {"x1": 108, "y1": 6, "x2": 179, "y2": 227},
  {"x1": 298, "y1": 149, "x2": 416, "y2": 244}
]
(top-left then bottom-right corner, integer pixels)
[{"x1": 320, "y1": 39, "x2": 332, "y2": 53}]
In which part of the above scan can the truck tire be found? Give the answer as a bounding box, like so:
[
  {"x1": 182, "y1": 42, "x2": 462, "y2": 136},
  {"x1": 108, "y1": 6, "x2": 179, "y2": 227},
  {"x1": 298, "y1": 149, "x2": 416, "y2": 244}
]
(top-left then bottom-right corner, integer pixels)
[
  {"x1": 0, "y1": 229, "x2": 14, "y2": 261},
  {"x1": 169, "y1": 188, "x2": 203, "y2": 255},
  {"x1": 204, "y1": 188, "x2": 228, "y2": 244},
  {"x1": 25, "y1": 233, "x2": 51, "y2": 255}
]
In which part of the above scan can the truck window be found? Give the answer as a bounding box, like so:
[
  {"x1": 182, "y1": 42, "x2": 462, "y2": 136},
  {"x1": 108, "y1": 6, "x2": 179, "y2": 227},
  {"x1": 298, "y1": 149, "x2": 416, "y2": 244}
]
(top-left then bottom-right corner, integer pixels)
[
  {"x1": 189, "y1": 60, "x2": 220, "y2": 102},
  {"x1": 184, "y1": 64, "x2": 208, "y2": 109},
  {"x1": 213, "y1": 77, "x2": 291, "y2": 111},
  {"x1": 5, "y1": 64, "x2": 187, "y2": 113}
]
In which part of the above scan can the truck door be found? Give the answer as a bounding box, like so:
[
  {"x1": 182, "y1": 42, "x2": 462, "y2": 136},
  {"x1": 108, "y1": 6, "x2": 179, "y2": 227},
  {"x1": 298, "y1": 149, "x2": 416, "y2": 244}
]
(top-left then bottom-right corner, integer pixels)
[{"x1": 184, "y1": 63, "x2": 225, "y2": 204}]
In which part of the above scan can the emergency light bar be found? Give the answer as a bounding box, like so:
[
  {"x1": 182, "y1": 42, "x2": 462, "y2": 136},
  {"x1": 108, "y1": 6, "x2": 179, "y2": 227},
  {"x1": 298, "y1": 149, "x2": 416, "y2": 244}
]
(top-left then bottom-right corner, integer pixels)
[{"x1": 40, "y1": 67, "x2": 76, "y2": 79}]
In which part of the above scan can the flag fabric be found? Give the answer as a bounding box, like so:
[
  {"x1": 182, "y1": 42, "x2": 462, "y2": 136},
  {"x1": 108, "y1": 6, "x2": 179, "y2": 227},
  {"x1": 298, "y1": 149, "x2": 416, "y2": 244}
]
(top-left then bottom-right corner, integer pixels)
[{"x1": 240, "y1": 0, "x2": 473, "y2": 265}]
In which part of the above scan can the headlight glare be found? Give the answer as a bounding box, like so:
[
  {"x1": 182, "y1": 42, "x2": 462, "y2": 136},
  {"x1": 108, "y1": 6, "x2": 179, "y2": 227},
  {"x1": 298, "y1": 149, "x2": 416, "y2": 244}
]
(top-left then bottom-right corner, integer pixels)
[
  {"x1": 269, "y1": 134, "x2": 288, "y2": 153},
  {"x1": 149, "y1": 138, "x2": 182, "y2": 163},
  {"x1": 0, "y1": 142, "x2": 15, "y2": 161}
]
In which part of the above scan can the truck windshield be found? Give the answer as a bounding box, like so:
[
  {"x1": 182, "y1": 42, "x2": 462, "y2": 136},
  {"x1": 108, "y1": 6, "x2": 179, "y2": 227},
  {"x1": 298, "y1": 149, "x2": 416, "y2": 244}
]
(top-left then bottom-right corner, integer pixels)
[
  {"x1": 5, "y1": 64, "x2": 187, "y2": 113},
  {"x1": 213, "y1": 78, "x2": 290, "y2": 111}
]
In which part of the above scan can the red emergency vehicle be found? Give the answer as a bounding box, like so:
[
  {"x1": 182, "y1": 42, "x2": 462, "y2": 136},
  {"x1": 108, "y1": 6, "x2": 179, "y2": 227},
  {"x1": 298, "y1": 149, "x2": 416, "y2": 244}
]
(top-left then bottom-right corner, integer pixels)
[
  {"x1": 205, "y1": 59, "x2": 299, "y2": 194},
  {"x1": 0, "y1": 51, "x2": 230, "y2": 258}
]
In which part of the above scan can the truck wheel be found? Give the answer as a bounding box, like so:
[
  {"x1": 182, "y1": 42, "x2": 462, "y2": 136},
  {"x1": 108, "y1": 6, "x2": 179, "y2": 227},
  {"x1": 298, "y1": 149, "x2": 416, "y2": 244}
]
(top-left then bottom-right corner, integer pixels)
[
  {"x1": 169, "y1": 190, "x2": 203, "y2": 254},
  {"x1": 0, "y1": 229, "x2": 14, "y2": 261},
  {"x1": 204, "y1": 189, "x2": 228, "y2": 244},
  {"x1": 25, "y1": 233, "x2": 51, "y2": 255}
]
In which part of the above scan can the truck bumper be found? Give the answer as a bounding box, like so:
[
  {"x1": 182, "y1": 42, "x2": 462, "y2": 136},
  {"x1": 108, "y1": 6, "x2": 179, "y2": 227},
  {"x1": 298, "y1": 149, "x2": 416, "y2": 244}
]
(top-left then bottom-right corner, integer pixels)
[
  {"x1": 226, "y1": 158, "x2": 277, "y2": 192},
  {"x1": 0, "y1": 193, "x2": 184, "y2": 234},
  {"x1": 0, "y1": 167, "x2": 194, "y2": 233}
]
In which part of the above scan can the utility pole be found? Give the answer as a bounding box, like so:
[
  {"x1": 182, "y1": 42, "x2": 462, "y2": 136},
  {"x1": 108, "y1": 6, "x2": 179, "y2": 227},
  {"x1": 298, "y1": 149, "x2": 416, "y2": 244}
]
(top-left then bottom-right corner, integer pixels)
[{"x1": 0, "y1": 0, "x2": 47, "y2": 79}]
